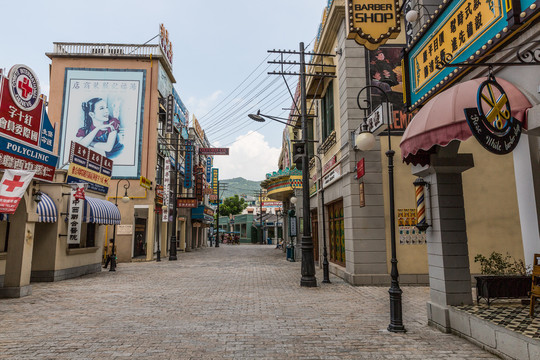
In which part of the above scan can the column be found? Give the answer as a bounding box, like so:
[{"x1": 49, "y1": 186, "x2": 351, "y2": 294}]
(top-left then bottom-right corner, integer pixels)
[{"x1": 413, "y1": 153, "x2": 474, "y2": 332}]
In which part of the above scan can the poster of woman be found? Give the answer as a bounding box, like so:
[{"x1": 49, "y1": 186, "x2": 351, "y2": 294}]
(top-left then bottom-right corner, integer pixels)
[{"x1": 59, "y1": 68, "x2": 145, "y2": 178}]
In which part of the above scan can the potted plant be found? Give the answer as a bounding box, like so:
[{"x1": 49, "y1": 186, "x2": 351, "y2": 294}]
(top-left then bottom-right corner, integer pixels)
[{"x1": 474, "y1": 252, "x2": 532, "y2": 305}]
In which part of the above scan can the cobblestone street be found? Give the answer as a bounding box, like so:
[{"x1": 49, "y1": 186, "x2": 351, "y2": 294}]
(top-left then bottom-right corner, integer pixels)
[{"x1": 0, "y1": 245, "x2": 497, "y2": 359}]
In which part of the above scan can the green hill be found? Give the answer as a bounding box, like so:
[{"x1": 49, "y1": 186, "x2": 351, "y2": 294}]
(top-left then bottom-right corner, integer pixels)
[{"x1": 220, "y1": 177, "x2": 262, "y2": 203}]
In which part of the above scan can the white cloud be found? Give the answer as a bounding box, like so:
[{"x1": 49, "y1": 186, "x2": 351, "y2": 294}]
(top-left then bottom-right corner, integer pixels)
[
  {"x1": 185, "y1": 90, "x2": 223, "y2": 121},
  {"x1": 212, "y1": 130, "x2": 280, "y2": 181}
]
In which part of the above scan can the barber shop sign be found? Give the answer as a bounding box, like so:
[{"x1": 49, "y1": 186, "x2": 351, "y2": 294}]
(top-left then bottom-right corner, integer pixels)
[{"x1": 464, "y1": 76, "x2": 521, "y2": 155}]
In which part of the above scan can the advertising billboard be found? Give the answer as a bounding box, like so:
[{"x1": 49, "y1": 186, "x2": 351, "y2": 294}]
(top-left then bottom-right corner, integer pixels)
[{"x1": 58, "y1": 68, "x2": 146, "y2": 178}]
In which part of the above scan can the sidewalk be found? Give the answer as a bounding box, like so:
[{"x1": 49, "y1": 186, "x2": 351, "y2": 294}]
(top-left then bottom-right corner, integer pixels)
[{"x1": 0, "y1": 245, "x2": 497, "y2": 359}]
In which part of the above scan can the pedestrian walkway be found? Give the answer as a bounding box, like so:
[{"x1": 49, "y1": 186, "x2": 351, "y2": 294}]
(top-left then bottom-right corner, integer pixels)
[{"x1": 0, "y1": 245, "x2": 497, "y2": 359}]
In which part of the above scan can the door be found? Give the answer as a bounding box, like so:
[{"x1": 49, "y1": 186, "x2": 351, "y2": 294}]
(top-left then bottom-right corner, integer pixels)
[{"x1": 133, "y1": 218, "x2": 147, "y2": 258}]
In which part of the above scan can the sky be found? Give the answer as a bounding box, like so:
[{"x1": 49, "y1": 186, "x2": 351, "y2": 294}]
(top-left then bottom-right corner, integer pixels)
[{"x1": 0, "y1": 0, "x2": 329, "y2": 181}]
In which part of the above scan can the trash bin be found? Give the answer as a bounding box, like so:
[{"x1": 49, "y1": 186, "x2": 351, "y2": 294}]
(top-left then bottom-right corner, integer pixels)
[
  {"x1": 267, "y1": 237, "x2": 272, "y2": 245},
  {"x1": 286, "y1": 245, "x2": 292, "y2": 261}
]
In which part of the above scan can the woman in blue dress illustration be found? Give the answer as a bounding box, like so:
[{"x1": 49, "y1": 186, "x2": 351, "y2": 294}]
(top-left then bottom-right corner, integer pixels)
[{"x1": 76, "y1": 97, "x2": 124, "y2": 157}]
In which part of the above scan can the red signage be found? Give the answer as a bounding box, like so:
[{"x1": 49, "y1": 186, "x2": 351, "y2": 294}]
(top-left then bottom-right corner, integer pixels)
[
  {"x1": 177, "y1": 197, "x2": 198, "y2": 208},
  {"x1": 155, "y1": 185, "x2": 164, "y2": 206},
  {"x1": 198, "y1": 148, "x2": 229, "y2": 156},
  {"x1": 356, "y1": 158, "x2": 365, "y2": 179},
  {"x1": 323, "y1": 155, "x2": 337, "y2": 174},
  {"x1": 0, "y1": 169, "x2": 34, "y2": 213}
]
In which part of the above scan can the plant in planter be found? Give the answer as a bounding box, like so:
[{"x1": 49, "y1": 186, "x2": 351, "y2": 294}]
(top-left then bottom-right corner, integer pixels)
[{"x1": 474, "y1": 252, "x2": 532, "y2": 305}]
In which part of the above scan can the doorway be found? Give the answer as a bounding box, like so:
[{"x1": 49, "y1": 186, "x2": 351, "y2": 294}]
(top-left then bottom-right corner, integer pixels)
[{"x1": 133, "y1": 217, "x2": 147, "y2": 258}]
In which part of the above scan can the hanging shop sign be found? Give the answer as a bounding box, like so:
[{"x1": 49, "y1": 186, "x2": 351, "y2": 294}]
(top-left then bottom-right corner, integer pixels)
[
  {"x1": 192, "y1": 115, "x2": 204, "y2": 141},
  {"x1": 195, "y1": 166, "x2": 204, "y2": 202},
  {"x1": 199, "y1": 147, "x2": 229, "y2": 156},
  {"x1": 464, "y1": 76, "x2": 521, "y2": 154},
  {"x1": 402, "y1": 0, "x2": 533, "y2": 110},
  {"x1": 139, "y1": 175, "x2": 152, "y2": 190},
  {"x1": 211, "y1": 168, "x2": 219, "y2": 203},
  {"x1": 359, "y1": 182, "x2": 365, "y2": 207},
  {"x1": 165, "y1": 94, "x2": 174, "y2": 133},
  {"x1": 289, "y1": 215, "x2": 297, "y2": 237},
  {"x1": 67, "y1": 183, "x2": 86, "y2": 245},
  {"x1": 162, "y1": 158, "x2": 171, "y2": 222},
  {"x1": 323, "y1": 155, "x2": 337, "y2": 174},
  {"x1": 159, "y1": 24, "x2": 173, "y2": 66},
  {"x1": 177, "y1": 197, "x2": 198, "y2": 208},
  {"x1": 356, "y1": 158, "x2": 365, "y2": 179},
  {"x1": 67, "y1": 142, "x2": 113, "y2": 194},
  {"x1": 155, "y1": 185, "x2": 164, "y2": 206},
  {"x1": 0, "y1": 169, "x2": 35, "y2": 213},
  {"x1": 346, "y1": 0, "x2": 401, "y2": 50},
  {"x1": 157, "y1": 63, "x2": 172, "y2": 98},
  {"x1": 206, "y1": 157, "x2": 212, "y2": 182},
  {"x1": 184, "y1": 140, "x2": 193, "y2": 189}
]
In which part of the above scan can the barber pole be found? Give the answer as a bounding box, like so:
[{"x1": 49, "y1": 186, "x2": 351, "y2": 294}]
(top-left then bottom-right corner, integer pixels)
[{"x1": 413, "y1": 178, "x2": 429, "y2": 232}]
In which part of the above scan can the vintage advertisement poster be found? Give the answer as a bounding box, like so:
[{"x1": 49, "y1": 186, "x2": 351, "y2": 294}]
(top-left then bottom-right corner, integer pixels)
[
  {"x1": 398, "y1": 208, "x2": 426, "y2": 245},
  {"x1": 58, "y1": 68, "x2": 146, "y2": 178},
  {"x1": 367, "y1": 46, "x2": 414, "y2": 134}
]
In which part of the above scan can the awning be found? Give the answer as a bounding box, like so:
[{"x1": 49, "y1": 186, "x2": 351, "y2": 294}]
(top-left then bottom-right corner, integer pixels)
[
  {"x1": 84, "y1": 196, "x2": 121, "y2": 225},
  {"x1": 0, "y1": 214, "x2": 8, "y2": 221},
  {"x1": 37, "y1": 192, "x2": 57, "y2": 223},
  {"x1": 400, "y1": 77, "x2": 532, "y2": 166}
]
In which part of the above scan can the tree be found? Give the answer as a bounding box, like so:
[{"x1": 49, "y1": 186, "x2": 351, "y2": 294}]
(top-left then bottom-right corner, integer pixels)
[{"x1": 219, "y1": 195, "x2": 247, "y2": 217}]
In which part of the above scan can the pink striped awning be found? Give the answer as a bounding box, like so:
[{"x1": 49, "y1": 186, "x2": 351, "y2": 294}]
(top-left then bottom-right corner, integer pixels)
[{"x1": 400, "y1": 77, "x2": 532, "y2": 166}]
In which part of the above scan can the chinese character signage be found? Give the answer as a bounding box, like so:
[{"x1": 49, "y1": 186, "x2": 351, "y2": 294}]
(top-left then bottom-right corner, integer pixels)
[
  {"x1": 58, "y1": 68, "x2": 146, "y2": 178},
  {"x1": 0, "y1": 169, "x2": 35, "y2": 213},
  {"x1": 199, "y1": 148, "x2": 229, "y2": 156},
  {"x1": 404, "y1": 0, "x2": 516, "y2": 110},
  {"x1": 67, "y1": 142, "x2": 113, "y2": 194},
  {"x1": 195, "y1": 166, "x2": 204, "y2": 202},
  {"x1": 159, "y1": 24, "x2": 174, "y2": 66},
  {"x1": 346, "y1": 0, "x2": 401, "y2": 50},
  {"x1": 177, "y1": 197, "x2": 198, "y2": 208},
  {"x1": 166, "y1": 94, "x2": 174, "y2": 133},
  {"x1": 206, "y1": 157, "x2": 212, "y2": 183},
  {"x1": 184, "y1": 140, "x2": 193, "y2": 189},
  {"x1": 162, "y1": 158, "x2": 171, "y2": 222},
  {"x1": 68, "y1": 184, "x2": 86, "y2": 245}
]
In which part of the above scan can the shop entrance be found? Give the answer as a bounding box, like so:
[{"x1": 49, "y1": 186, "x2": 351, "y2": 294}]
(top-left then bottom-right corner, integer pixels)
[{"x1": 133, "y1": 218, "x2": 147, "y2": 258}]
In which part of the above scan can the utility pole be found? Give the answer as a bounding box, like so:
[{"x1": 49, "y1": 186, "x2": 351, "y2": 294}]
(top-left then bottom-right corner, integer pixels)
[
  {"x1": 268, "y1": 43, "x2": 335, "y2": 287},
  {"x1": 215, "y1": 180, "x2": 220, "y2": 248},
  {"x1": 259, "y1": 189, "x2": 264, "y2": 244}
]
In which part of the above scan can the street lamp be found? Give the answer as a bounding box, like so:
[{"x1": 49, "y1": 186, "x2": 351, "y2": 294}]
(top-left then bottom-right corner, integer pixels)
[
  {"x1": 312, "y1": 154, "x2": 330, "y2": 284},
  {"x1": 355, "y1": 85, "x2": 406, "y2": 333},
  {"x1": 110, "y1": 179, "x2": 130, "y2": 272},
  {"x1": 249, "y1": 106, "x2": 317, "y2": 286}
]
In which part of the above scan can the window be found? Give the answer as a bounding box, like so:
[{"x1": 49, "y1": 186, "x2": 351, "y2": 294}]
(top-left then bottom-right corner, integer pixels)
[
  {"x1": 68, "y1": 223, "x2": 97, "y2": 249},
  {"x1": 321, "y1": 81, "x2": 334, "y2": 140}
]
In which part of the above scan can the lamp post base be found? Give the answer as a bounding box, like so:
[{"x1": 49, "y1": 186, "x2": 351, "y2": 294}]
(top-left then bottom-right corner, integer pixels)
[
  {"x1": 109, "y1": 257, "x2": 116, "y2": 272},
  {"x1": 388, "y1": 285, "x2": 406, "y2": 333},
  {"x1": 156, "y1": 250, "x2": 161, "y2": 262}
]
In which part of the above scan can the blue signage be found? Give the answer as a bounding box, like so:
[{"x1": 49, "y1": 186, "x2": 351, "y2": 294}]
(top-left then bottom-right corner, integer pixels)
[{"x1": 184, "y1": 140, "x2": 193, "y2": 188}]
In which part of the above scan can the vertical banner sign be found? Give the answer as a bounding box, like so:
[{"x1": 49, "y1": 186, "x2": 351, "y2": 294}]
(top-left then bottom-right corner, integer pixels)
[
  {"x1": 0, "y1": 169, "x2": 35, "y2": 213},
  {"x1": 166, "y1": 94, "x2": 174, "y2": 134},
  {"x1": 68, "y1": 184, "x2": 86, "y2": 245},
  {"x1": 162, "y1": 158, "x2": 171, "y2": 222},
  {"x1": 184, "y1": 140, "x2": 193, "y2": 188},
  {"x1": 195, "y1": 168, "x2": 203, "y2": 202},
  {"x1": 206, "y1": 157, "x2": 212, "y2": 183}
]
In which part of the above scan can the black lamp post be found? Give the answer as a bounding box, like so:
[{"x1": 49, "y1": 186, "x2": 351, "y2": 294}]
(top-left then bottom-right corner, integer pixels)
[
  {"x1": 355, "y1": 85, "x2": 405, "y2": 333},
  {"x1": 312, "y1": 154, "x2": 330, "y2": 284},
  {"x1": 110, "y1": 179, "x2": 131, "y2": 272}
]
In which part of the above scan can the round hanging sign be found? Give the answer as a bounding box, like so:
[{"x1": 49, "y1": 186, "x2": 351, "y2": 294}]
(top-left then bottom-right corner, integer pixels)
[
  {"x1": 464, "y1": 77, "x2": 521, "y2": 155},
  {"x1": 8, "y1": 64, "x2": 41, "y2": 111}
]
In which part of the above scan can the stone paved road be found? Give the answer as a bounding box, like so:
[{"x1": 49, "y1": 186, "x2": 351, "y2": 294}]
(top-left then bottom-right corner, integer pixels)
[{"x1": 0, "y1": 245, "x2": 496, "y2": 359}]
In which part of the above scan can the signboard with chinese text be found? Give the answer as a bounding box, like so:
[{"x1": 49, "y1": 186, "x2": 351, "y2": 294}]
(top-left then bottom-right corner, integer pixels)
[
  {"x1": 206, "y1": 157, "x2": 212, "y2": 182},
  {"x1": 68, "y1": 184, "x2": 86, "y2": 245},
  {"x1": 159, "y1": 24, "x2": 174, "y2": 66},
  {"x1": 165, "y1": 94, "x2": 174, "y2": 133},
  {"x1": 322, "y1": 164, "x2": 342, "y2": 188},
  {"x1": 195, "y1": 166, "x2": 204, "y2": 202},
  {"x1": 356, "y1": 158, "x2": 365, "y2": 179},
  {"x1": 198, "y1": 148, "x2": 229, "y2": 156},
  {"x1": 0, "y1": 136, "x2": 56, "y2": 182},
  {"x1": 67, "y1": 142, "x2": 112, "y2": 194},
  {"x1": 139, "y1": 176, "x2": 152, "y2": 190},
  {"x1": 346, "y1": 0, "x2": 401, "y2": 50},
  {"x1": 404, "y1": 0, "x2": 515, "y2": 110},
  {"x1": 155, "y1": 185, "x2": 163, "y2": 206},
  {"x1": 177, "y1": 197, "x2": 198, "y2": 208},
  {"x1": 192, "y1": 115, "x2": 204, "y2": 141},
  {"x1": 184, "y1": 140, "x2": 193, "y2": 188},
  {"x1": 162, "y1": 158, "x2": 171, "y2": 222}
]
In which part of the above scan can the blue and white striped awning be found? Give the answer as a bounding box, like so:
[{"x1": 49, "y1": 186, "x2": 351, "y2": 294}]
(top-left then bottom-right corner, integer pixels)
[
  {"x1": 37, "y1": 192, "x2": 57, "y2": 223},
  {"x1": 0, "y1": 213, "x2": 8, "y2": 221},
  {"x1": 84, "y1": 196, "x2": 121, "y2": 225}
]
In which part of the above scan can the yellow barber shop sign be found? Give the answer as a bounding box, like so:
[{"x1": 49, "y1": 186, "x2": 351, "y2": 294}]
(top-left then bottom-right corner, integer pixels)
[{"x1": 347, "y1": 0, "x2": 401, "y2": 50}]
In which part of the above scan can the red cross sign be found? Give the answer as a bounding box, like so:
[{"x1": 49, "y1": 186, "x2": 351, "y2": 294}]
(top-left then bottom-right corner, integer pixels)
[
  {"x1": 18, "y1": 77, "x2": 33, "y2": 99},
  {"x1": 0, "y1": 169, "x2": 35, "y2": 214}
]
